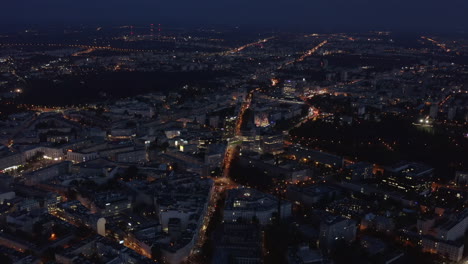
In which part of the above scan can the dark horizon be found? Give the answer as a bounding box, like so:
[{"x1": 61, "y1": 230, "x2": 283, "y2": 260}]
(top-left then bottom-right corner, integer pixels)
[
  {"x1": 3, "y1": 0, "x2": 468, "y2": 33},
  {"x1": 1, "y1": 2, "x2": 468, "y2": 264}
]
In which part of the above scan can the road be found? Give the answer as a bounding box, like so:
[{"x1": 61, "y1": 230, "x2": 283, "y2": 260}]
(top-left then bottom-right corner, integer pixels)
[
  {"x1": 0, "y1": 43, "x2": 158, "y2": 53},
  {"x1": 278, "y1": 40, "x2": 328, "y2": 69},
  {"x1": 421, "y1": 36, "x2": 451, "y2": 53},
  {"x1": 190, "y1": 37, "x2": 329, "y2": 262},
  {"x1": 226, "y1": 37, "x2": 275, "y2": 54},
  {"x1": 223, "y1": 89, "x2": 255, "y2": 178},
  {"x1": 189, "y1": 89, "x2": 254, "y2": 261}
]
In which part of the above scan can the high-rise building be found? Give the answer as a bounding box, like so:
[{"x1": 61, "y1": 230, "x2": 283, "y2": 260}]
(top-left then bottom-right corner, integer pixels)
[
  {"x1": 212, "y1": 223, "x2": 262, "y2": 264},
  {"x1": 447, "y1": 107, "x2": 457, "y2": 120},
  {"x1": 168, "y1": 218, "x2": 182, "y2": 241},
  {"x1": 429, "y1": 104, "x2": 439, "y2": 119},
  {"x1": 224, "y1": 188, "x2": 291, "y2": 225},
  {"x1": 282, "y1": 80, "x2": 297, "y2": 98},
  {"x1": 455, "y1": 171, "x2": 468, "y2": 186},
  {"x1": 340, "y1": 71, "x2": 348, "y2": 82},
  {"x1": 319, "y1": 214, "x2": 357, "y2": 252}
]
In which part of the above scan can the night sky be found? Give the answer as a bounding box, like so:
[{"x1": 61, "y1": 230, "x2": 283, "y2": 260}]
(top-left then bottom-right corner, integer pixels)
[{"x1": 3, "y1": 0, "x2": 468, "y2": 32}]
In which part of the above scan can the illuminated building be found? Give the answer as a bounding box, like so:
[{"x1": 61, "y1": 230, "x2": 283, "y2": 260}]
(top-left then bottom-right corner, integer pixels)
[
  {"x1": 288, "y1": 147, "x2": 344, "y2": 168},
  {"x1": 418, "y1": 209, "x2": 468, "y2": 262},
  {"x1": 287, "y1": 185, "x2": 340, "y2": 207},
  {"x1": 381, "y1": 162, "x2": 434, "y2": 193},
  {"x1": 318, "y1": 214, "x2": 357, "y2": 252},
  {"x1": 115, "y1": 149, "x2": 147, "y2": 163},
  {"x1": 151, "y1": 175, "x2": 213, "y2": 263},
  {"x1": 421, "y1": 238, "x2": 464, "y2": 262},
  {"x1": 224, "y1": 188, "x2": 291, "y2": 225},
  {"x1": 212, "y1": 223, "x2": 262, "y2": 264},
  {"x1": 94, "y1": 192, "x2": 132, "y2": 216},
  {"x1": 254, "y1": 111, "x2": 270, "y2": 127},
  {"x1": 454, "y1": 171, "x2": 468, "y2": 186},
  {"x1": 66, "y1": 150, "x2": 99, "y2": 164},
  {"x1": 24, "y1": 161, "x2": 72, "y2": 186},
  {"x1": 282, "y1": 80, "x2": 297, "y2": 98},
  {"x1": 344, "y1": 162, "x2": 374, "y2": 182},
  {"x1": 260, "y1": 133, "x2": 284, "y2": 155},
  {"x1": 0, "y1": 153, "x2": 23, "y2": 172}
]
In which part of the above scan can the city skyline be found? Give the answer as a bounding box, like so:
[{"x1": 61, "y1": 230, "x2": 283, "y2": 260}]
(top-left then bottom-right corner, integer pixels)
[
  {"x1": 2, "y1": 0, "x2": 468, "y2": 32},
  {"x1": 0, "y1": 4, "x2": 467, "y2": 264}
]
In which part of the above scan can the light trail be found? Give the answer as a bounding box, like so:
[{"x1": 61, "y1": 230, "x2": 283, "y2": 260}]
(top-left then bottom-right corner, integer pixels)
[
  {"x1": 72, "y1": 48, "x2": 96, "y2": 57},
  {"x1": 421, "y1": 36, "x2": 451, "y2": 53},
  {"x1": 293, "y1": 40, "x2": 328, "y2": 63},
  {"x1": 378, "y1": 138, "x2": 395, "y2": 152},
  {"x1": 11, "y1": 70, "x2": 27, "y2": 83},
  {"x1": 278, "y1": 40, "x2": 328, "y2": 69},
  {"x1": 0, "y1": 43, "x2": 156, "y2": 53},
  {"x1": 439, "y1": 90, "x2": 467, "y2": 107},
  {"x1": 225, "y1": 37, "x2": 275, "y2": 54},
  {"x1": 221, "y1": 90, "x2": 255, "y2": 178},
  {"x1": 192, "y1": 89, "x2": 256, "y2": 259},
  {"x1": 235, "y1": 90, "x2": 254, "y2": 136},
  {"x1": 189, "y1": 91, "x2": 253, "y2": 261}
]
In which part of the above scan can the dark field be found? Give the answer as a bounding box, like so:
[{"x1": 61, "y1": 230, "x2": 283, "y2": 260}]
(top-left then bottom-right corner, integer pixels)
[
  {"x1": 290, "y1": 116, "x2": 468, "y2": 179},
  {"x1": 17, "y1": 71, "x2": 230, "y2": 106}
]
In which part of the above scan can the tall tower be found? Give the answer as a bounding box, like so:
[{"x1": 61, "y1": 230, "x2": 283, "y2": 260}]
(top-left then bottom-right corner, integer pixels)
[
  {"x1": 97, "y1": 218, "x2": 106, "y2": 236},
  {"x1": 158, "y1": 24, "x2": 162, "y2": 39}
]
